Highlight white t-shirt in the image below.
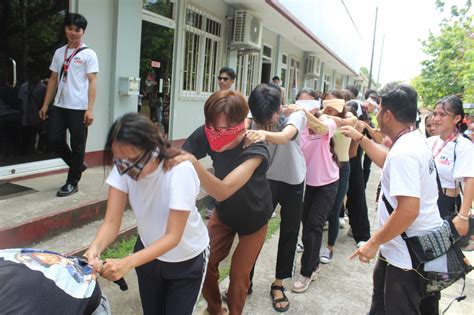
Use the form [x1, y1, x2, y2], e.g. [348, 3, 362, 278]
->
[426, 135, 474, 189]
[50, 44, 99, 110]
[106, 161, 209, 262]
[378, 131, 443, 269]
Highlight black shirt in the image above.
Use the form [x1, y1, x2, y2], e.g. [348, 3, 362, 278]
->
[183, 125, 273, 234]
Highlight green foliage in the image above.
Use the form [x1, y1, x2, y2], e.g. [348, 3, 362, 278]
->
[101, 236, 137, 260]
[412, 1, 474, 107]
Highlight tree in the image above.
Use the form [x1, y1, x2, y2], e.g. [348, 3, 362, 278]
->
[412, 0, 473, 107]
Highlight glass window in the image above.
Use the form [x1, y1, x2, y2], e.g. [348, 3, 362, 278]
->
[282, 54, 287, 65]
[143, 0, 174, 19]
[183, 7, 222, 93]
[263, 45, 272, 59]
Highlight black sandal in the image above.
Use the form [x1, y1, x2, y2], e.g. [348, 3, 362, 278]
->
[270, 284, 290, 312]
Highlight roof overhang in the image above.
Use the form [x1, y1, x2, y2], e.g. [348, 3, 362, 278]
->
[224, 0, 358, 76]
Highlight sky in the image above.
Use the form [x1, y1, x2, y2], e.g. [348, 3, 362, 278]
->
[346, 0, 470, 85]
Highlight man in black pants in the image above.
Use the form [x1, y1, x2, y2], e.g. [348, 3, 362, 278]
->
[39, 13, 98, 196]
[342, 84, 443, 314]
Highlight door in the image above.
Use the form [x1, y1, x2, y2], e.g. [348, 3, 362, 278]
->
[139, 21, 174, 136]
[0, 0, 69, 175]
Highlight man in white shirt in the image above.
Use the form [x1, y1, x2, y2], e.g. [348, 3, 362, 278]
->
[341, 84, 443, 314]
[39, 13, 98, 197]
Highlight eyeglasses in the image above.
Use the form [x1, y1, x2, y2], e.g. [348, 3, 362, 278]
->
[217, 76, 230, 82]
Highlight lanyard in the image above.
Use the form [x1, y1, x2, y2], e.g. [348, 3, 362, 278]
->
[391, 125, 415, 147]
[62, 42, 82, 82]
[431, 131, 458, 158]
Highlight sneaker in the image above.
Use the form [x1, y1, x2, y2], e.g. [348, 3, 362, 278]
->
[320, 248, 333, 264]
[339, 217, 346, 229]
[357, 241, 367, 248]
[271, 211, 277, 218]
[296, 243, 304, 253]
[291, 267, 320, 293]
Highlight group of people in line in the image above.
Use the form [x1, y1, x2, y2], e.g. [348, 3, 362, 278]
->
[82, 74, 472, 315]
[1, 12, 472, 315]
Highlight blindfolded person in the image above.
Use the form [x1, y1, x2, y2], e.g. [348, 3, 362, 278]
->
[168, 89, 273, 315]
[85, 113, 209, 315]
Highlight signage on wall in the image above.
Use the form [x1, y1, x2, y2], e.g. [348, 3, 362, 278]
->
[151, 61, 161, 68]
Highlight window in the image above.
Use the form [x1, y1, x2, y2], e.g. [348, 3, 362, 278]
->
[143, 0, 174, 19]
[280, 53, 288, 88]
[263, 45, 272, 59]
[182, 6, 222, 96]
[288, 57, 300, 103]
[236, 51, 260, 96]
[335, 75, 343, 89]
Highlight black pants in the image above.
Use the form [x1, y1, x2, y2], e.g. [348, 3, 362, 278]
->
[47, 106, 87, 185]
[369, 255, 425, 315]
[249, 180, 304, 282]
[271, 180, 304, 279]
[346, 156, 371, 243]
[134, 239, 208, 315]
[363, 152, 372, 188]
[300, 181, 338, 277]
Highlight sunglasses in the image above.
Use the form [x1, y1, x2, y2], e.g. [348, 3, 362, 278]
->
[217, 76, 230, 82]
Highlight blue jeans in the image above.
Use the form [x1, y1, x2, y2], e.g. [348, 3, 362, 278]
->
[327, 162, 350, 246]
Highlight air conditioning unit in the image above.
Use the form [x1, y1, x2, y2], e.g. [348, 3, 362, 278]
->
[231, 10, 262, 50]
[304, 54, 321, 78]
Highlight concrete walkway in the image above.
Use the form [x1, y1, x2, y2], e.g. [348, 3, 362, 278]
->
[101, 165, 473, 315]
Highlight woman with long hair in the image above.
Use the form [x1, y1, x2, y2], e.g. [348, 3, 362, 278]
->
[289, 89, 355, 293]
[85, 113, 209, 315]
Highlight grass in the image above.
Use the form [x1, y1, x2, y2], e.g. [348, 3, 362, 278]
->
[99, 214, 282, 283]
[101, 236, 137, 260]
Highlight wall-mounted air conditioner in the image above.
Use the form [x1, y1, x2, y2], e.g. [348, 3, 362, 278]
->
[304, 54, 321, 78]
[230, 10, 262, 50]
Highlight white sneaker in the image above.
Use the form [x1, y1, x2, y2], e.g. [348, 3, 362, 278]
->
[357, 241, 367, 248]
[296, 242, 304, 253]
[271, 211, 277, 218]
[291, 267, 320, 293]
[339, 217, 346, 229]
[320, 248, 333, 264]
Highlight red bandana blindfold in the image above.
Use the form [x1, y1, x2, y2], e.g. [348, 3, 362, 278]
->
[204, 122, 245, 151]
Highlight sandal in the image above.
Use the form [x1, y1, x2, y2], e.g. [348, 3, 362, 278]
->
[270, 284, 290, 312]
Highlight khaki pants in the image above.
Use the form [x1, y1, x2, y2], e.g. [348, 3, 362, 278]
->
[203, 212, 267, 315]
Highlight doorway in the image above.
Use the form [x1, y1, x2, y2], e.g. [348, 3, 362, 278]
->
[0, 0, 68, 171]
[139, 21, 174, 137]
[261, 60, 271, 84]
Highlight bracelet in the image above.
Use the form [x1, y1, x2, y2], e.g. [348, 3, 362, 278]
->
[457, 213, 470, 221]
[357, 134, 365, 142]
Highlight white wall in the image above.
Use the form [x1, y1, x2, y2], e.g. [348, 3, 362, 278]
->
[77, 0, 142, 151]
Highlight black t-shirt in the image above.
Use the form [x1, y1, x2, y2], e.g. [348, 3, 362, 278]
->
[183, 125, 273, 234]
[0, 249, 101, 315]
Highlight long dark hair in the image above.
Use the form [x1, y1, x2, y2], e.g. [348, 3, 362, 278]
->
[436, 95, 467, 133]
[103, 113, 180, 166]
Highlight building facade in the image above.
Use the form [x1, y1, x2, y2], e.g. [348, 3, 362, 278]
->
[0, 0, 365, 179]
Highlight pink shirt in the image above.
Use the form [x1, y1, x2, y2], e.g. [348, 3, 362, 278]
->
[300, 118, 339, 186]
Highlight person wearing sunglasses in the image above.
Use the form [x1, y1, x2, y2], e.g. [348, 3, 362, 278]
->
[217, 67, 236, 91]
[169, 89, 273, 315]
[85, 113, 209, 315]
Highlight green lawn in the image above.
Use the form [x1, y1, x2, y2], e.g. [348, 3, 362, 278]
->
[101, 215, 282, 283]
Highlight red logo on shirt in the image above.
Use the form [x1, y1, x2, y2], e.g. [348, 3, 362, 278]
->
[73, 56, 83, 64]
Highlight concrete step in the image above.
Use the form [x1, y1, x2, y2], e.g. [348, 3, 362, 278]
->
[0, 165, 211, 249]
[31, 210, 137, 256]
